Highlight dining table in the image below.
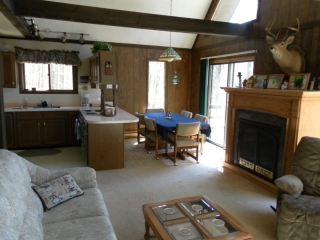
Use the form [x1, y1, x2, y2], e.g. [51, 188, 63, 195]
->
[144, 112, 211, 140]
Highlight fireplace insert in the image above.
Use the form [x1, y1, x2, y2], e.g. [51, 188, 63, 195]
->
[235, 118, 281, 182]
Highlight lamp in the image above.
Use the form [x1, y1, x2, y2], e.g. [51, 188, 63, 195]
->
[37, 30, 45, 41]
[25, 18, 38, 37]
[61, 32, 67, 43]
[172, 71, 179, 85]
[159, 0, 181, 62]
[79, 34, 85, 45]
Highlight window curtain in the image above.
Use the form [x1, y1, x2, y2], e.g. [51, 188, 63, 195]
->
[14, 47, 82, 66]
[199, 59, 209, 115]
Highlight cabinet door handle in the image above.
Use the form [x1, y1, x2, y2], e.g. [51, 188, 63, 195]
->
[12, 82, 14, 85]
[44, 122, 46, 126]
[38, 122, 40, 126]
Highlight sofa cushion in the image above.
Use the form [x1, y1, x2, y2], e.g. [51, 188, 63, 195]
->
[0, 150, 33, 240]
[42, 187, 109, 225]
[32, 174, 84, 211]
[43, 216, 117, 240]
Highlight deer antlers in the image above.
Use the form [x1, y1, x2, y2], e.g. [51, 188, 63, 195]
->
[265, 18, 300, 41]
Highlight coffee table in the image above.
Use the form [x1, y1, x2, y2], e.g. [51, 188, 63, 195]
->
[142, 195, 252, 240]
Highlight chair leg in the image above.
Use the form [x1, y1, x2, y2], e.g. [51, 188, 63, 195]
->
[196, 146, 199, 164]
[174, 146, 177, 166]
[155, 139, 159, 160]
[200, 135, 204, 155]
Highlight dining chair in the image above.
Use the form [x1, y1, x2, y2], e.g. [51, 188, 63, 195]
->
[134, 112, 146, 144]
[145, 108, 165, 113]
[144, 116, 165, 159]
[180, 110, 193, 118]
[193, 114, 208, 154]
[166, 122, 200, 166]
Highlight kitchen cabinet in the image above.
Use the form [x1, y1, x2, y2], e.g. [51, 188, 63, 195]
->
[0, 52, 16, 88]
[5, 113, 15, 148]
[6, 111, 80, 149]
[89, 51, 117, 85]
[42, 112, 67, 146]
[16, 112, 42, 147]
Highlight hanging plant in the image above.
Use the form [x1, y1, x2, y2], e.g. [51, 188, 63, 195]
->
[91, 42, 112, 54]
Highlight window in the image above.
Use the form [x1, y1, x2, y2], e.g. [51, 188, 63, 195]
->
[147, 61, 166, 109]
[207, 58, 254, 148]
[19, 63, 78, 93]
[212, 0, 258, 23]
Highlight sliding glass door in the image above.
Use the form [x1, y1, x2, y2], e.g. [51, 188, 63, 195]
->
[207, 61, 253, 148]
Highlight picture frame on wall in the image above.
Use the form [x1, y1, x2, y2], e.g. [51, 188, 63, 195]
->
[252, 75, 268, 88]
[288, 73, 311, 90]
[267, 74, 284, 89]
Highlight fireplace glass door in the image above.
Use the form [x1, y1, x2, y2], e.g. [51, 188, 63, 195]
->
[237, 119, 280, 182]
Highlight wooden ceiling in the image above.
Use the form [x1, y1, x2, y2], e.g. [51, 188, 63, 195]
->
[0, 0, 253, 48]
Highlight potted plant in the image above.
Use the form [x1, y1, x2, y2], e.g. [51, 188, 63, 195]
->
[91, 42, 112, 54]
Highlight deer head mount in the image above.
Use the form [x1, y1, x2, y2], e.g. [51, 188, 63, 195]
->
[265, 18, 305, 76]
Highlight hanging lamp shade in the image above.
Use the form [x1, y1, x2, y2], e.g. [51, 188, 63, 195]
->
[159, 47, 181, 62]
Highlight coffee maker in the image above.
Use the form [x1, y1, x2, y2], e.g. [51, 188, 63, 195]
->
[81, 93, 90, 106]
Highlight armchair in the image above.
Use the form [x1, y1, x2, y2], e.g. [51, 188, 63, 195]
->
[274, 136, 320, 240]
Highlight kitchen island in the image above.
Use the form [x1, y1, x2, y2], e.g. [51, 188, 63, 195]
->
[5, 106, 138, 170]
[79, 106, 138, 170]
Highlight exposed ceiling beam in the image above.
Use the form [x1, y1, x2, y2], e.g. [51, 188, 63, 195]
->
[12, 0, 252, 37]
[0, 0, 29, 37]
[192, 0, 221, 49]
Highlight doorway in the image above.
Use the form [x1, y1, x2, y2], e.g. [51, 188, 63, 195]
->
[207, 61, 254, 148]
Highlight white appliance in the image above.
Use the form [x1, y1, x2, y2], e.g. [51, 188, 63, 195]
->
[81, 93, 90, 106]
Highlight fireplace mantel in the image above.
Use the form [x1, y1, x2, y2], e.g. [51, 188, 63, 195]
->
[222, 87, 320, 193]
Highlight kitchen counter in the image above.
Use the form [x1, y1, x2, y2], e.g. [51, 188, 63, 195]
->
[5, 106, 138, 124]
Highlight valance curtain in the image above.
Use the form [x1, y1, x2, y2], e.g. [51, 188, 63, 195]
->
[14, 47, 82, 66]
[199, 59, 209, 116]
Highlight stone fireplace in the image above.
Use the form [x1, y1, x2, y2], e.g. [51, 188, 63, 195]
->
[222, 87, 320, 193]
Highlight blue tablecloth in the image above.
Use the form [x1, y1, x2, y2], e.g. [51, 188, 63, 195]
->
[144, 112, 211, 140]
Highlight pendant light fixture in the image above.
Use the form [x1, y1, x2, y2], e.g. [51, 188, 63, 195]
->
[159, 0, 182, 62]
[172, 71, 179, 84]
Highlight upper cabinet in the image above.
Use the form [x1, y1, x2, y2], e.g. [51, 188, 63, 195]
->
[90, 51, 117, 85]
[0, 52, 16, 88]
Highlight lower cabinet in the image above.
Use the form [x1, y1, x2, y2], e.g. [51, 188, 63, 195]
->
[5, 113, 15, 148]
[6, 111, 81, 149]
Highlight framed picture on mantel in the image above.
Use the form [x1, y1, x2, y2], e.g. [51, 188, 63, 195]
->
[267, 74, 284, 89]
[253, 75, 268, 88]
[288, 73, 311, 90]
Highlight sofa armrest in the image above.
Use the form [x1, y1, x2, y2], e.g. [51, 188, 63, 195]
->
[49, 167, 97, 189]
[22, 158, 97, 189]
[274, 174, 303, 198]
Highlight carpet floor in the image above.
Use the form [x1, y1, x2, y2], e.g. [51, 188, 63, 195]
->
[17, 139, 277, 240]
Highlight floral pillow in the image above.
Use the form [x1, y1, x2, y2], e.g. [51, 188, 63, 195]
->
[32, 174, 84, 211]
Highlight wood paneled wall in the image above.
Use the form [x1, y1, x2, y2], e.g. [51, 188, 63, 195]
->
[104, 46, 192, 131]
[190, 0, 320, 114]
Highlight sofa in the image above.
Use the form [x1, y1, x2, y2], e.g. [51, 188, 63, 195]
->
[274, 136, 320, 240]
[0, 149, 117, 240]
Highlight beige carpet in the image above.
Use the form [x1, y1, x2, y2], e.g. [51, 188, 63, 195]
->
[18, 139, 277, 240]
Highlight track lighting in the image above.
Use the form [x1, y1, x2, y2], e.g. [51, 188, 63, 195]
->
[79, 34, 85, 45]
[61, 32, 67, 44]
[37, 30, 45, 42]
[25, 18, 38, 37]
